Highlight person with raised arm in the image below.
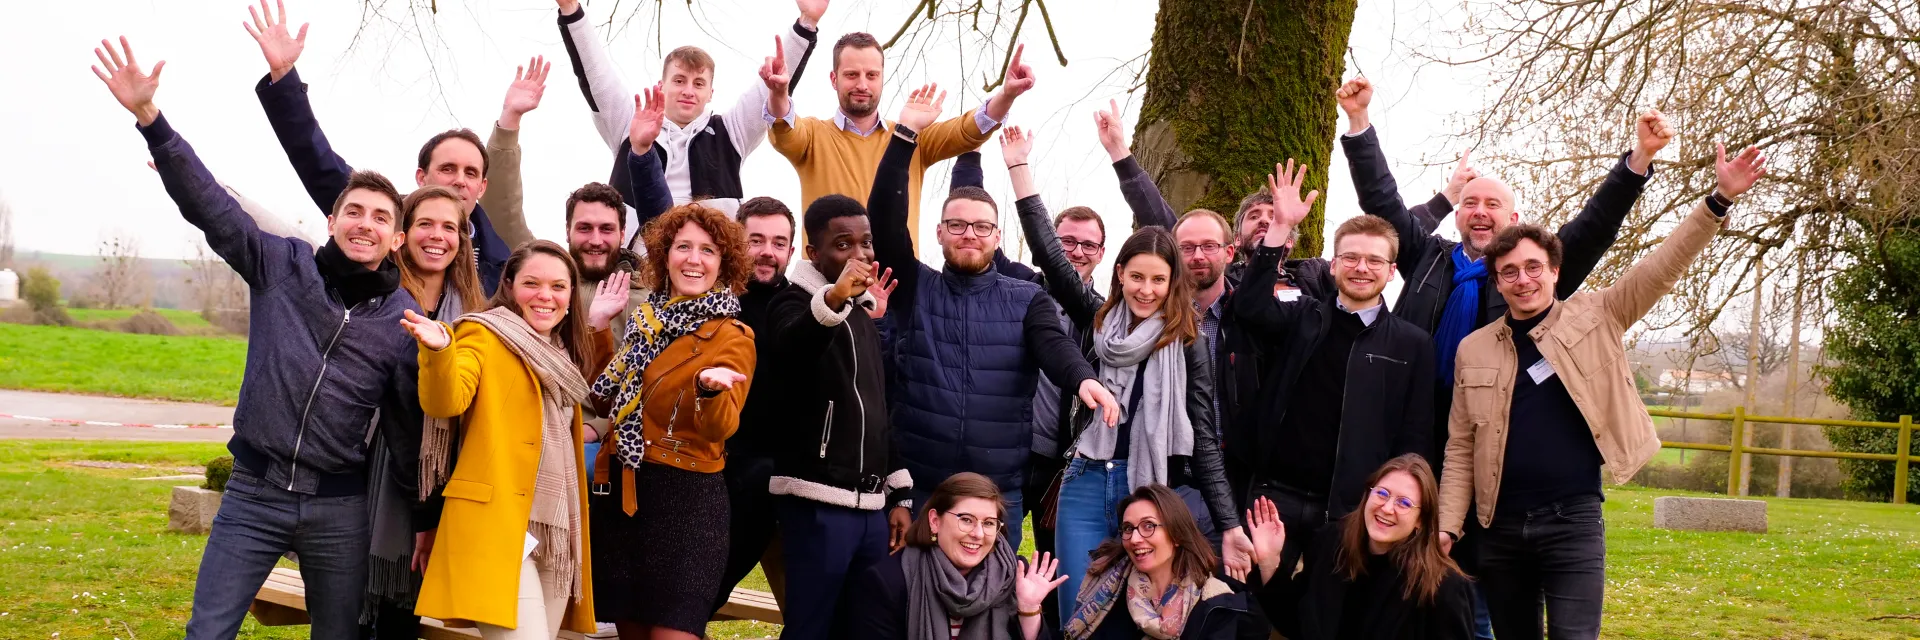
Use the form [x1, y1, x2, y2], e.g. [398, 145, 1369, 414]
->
[93, 36, 424, 640]
[245, 0, 511, 272]
[1437, 145, 1767, 640]
[1062, 485, 1270, 640]
[868, 85, 1121, 553]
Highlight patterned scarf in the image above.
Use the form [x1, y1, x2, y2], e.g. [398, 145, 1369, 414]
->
[1064, 558, 1229, 640]
[590, 290, 741, 469]
[1436, 245, 1488, 384]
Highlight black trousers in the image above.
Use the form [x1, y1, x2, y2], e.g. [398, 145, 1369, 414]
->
[1025, 453, 1065, 632]
[712, 452, 785, 616]
[1477, 496, 1606, 640]
[1248, 481, 1328, 580]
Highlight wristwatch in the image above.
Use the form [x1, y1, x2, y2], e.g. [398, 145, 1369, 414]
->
[893, 124, 919, 144]
[1708, 191, 1735, 209]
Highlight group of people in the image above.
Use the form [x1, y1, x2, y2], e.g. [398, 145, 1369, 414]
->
[87, 1, 1770, 639]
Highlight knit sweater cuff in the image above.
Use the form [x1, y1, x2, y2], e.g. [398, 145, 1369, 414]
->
[137, 112, 177, 148]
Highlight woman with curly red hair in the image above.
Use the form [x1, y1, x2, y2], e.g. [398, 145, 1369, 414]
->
[584, 203, 757, 640]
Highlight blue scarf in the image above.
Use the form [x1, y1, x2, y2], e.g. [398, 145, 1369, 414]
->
[1436, 245, 1487, 385]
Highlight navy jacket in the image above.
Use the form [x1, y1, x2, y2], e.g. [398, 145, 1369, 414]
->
[142, 114, 423, 496]
[870, 132, 1096, 497]
[256, 68, 506, 293]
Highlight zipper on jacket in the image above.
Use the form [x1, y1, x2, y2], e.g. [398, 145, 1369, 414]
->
[849, 323, 867, 476]
[288, 302, 357, 490]
[1365, 353, 1408, 365]
[819, 400, 836, 458]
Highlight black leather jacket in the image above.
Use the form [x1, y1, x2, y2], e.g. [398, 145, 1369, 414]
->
[1015, 194, 1242, 533]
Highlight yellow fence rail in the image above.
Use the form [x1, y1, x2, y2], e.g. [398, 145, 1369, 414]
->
[1650, 407, 1914, 504]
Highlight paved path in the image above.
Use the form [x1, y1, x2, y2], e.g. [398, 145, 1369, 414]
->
[0, 389, 233, 442]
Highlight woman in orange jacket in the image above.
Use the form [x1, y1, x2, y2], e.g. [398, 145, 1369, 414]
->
[585, 203, 757, 640]
[401, 240, 625, 639]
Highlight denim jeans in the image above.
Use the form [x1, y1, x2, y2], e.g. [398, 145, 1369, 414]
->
[1478, 496, 1607, 640]
[1054, 457, 1129, 616]
[185, 471, 370, 640]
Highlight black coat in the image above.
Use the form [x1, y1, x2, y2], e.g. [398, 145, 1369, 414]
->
[1258, 527, 1474, 640]
[1068, 588, 1272, 640]
[1228, 245, 1436, 520]
[841, 551, 1023, 640]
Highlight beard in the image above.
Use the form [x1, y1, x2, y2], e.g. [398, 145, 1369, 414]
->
[573, 247, 617, 284]
[1189, 262, 1221, 289]
[840, 92, 877, 119]
[752, 255, 784, 284]
[942, 245, 992, 274]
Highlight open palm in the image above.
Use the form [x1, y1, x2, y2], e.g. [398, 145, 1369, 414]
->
[243, 0, 308, 81]
[91, 37, 163, 125]
[630, 85, 667, 152]
[897, 83, 946, 132]
[503, 56, 551, 118]
[1715, 143, 1768, 200]
[1014, 552, 1068, 611]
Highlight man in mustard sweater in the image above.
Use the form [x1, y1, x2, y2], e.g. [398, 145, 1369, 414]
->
[761, 33, 1036, 245]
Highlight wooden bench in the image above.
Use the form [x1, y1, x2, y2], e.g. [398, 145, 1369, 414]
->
[251, 567, 783, 638]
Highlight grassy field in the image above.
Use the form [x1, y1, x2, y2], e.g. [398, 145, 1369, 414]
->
[3, 440, 1917, 639]
[64, 307, 218, 331]
[0, 322, 246, 405]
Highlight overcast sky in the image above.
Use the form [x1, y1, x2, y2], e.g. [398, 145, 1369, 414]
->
[0, 0, 1478, 296]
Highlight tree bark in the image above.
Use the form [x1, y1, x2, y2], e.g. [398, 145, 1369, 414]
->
[1739, 254, 1765, 496]
[1779, 248, 1805, 498]
[1132, 0, 1358, 259]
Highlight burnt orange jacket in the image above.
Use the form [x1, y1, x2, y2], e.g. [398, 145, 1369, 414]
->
[590, 317, 756, 514]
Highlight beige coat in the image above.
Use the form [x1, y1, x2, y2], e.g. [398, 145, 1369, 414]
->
[1439, 200, 1725, 536]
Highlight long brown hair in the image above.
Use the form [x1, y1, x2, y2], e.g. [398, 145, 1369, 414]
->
[1086, 484, 1215, 586]
[639, 203, 752, 295]
[396, 186, 486, 312]
[905, 472, 1006, 549]
[1336, 454, 1467, 606]
[1093, 227, 1197, 351]
[488, 240, 594, 379]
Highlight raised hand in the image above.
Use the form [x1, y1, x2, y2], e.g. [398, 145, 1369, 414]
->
[587, 271, 632, 332]
[1078, 379, 1122, 427]
[1001, 44, 1036, 98]
[1094, 99, 1130, 162]
[1263, 159, 1319, 247]
[1714, 143, 1768, 201]
[92, 37, 164, 126]
[1629, 109, 1676, 173]
[796, 0, 830, 29]
[629, 85, 668, 152]
[760, 36, 790, 93]
[1221, 526, 1255, 583]
[499, 55, 552, 131]
[1000, 126, 1034, 167]
[697, 367, 750, 392]
[1245, 496, 1285, 581]
[1014, 552, 1069, 613]
[243, 0, 308, 83]
[1336, 77, 1373, 132]
[866, 266, 897, 319]
[1444, 150, 1478, 205]
[897, 83, 947, 133]
[400, 309, 451, 351]
[826, 258, 874, 311]
[556, 0, 581, 16]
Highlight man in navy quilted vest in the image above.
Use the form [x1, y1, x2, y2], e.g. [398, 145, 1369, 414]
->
[868, 85, 1121, 552]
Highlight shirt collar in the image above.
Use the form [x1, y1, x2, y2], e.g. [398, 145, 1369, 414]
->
[833, 110, 885, 136]
[1338, 299, 1384, 326]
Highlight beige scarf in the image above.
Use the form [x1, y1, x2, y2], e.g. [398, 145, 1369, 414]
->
[420, 306, 591, 602]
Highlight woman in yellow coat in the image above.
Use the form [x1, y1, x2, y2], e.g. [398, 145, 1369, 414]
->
[401, 240, 624, 639]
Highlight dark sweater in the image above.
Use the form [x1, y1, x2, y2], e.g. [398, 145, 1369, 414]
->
[1273, 309, 1368, 497]
[1498, 307, 1604, 512]
[1261, 527, 1475, 640]
[731, 275, 793, 455]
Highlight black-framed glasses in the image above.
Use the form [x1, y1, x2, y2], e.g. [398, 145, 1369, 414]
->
[1061, 236, 1104, 255]
[1179, 242, 1225, 257]
[1369, 486, 1420, 512]
[1118, 520, 1162, 540]
[941, 220, 999, 237]
[944, 511, 1005, 535]
[1497, 261, 1548, 283]
[1335, 253, 1390, 270]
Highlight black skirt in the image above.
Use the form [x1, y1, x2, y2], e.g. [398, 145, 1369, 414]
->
[589, 460, 730, 633]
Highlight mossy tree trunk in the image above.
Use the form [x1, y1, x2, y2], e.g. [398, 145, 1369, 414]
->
[1132, 0, 1358, 258]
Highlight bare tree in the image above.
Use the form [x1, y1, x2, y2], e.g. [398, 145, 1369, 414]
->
[0, 192, 13, 269]
[182, 240, 247, 315]
[93, 231, 149, 309]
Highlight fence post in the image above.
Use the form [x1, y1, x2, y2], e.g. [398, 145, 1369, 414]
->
[1896, 415, 1912, 506]
[1728, 406, 1747, 496]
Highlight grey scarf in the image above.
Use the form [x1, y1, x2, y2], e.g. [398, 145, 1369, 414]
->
[902, 541, 1017, 640]
[1075, 305, 1191, 490]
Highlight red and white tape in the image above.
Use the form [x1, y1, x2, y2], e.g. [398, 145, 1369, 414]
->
[0, 413, 231, 429]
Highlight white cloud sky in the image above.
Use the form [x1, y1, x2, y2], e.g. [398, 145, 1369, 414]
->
[0, 0, 1481, 304]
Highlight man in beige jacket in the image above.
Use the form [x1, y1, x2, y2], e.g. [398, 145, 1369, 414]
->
[1437, 144, 1768, 640]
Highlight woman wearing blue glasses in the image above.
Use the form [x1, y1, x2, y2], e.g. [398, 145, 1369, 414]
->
[1249, 454, 1475, 640]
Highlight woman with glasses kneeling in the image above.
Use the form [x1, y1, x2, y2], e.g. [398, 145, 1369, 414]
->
[1063, 485, 1268, 640]
[1248, 454, 1473, 640]
[844, 472, 1069, 640]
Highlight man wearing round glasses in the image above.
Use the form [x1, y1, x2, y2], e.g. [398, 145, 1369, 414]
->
[1229, 158, 1438, 581]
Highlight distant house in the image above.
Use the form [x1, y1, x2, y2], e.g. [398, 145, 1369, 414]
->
[1658, 369, 1743, 391]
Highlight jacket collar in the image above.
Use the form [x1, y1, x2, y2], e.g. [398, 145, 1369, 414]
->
[789, 260, 878, 305]
[941, 261, 1000, 291]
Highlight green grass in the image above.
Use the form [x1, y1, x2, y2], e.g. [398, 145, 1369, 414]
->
[0, 323, 246, 405]
[65, 307, 217, 331]
[4, 441, 1917, 639]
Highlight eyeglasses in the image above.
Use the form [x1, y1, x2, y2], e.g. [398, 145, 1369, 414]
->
[1335, 253, 1390, 270]
[1369, 486, 1420, 512]
[1496, 261, 1548, 283]
[944, 511, 1004, 536]
[1179, 242, 1226, 257]
[1118, 520, 1162, 541]
[1060, 236, 1104, 255]
[941, 220, 999, 237]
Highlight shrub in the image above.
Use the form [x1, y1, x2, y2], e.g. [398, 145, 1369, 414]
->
[204, 308, 250, 335]
[203, 456, 233, 492]
[121, 310, 181, 336]
[21, 267, 70, 326]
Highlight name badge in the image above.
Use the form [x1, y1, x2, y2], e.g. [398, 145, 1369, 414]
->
[523, 532, 539, 560]
[1527, 358, 1556, 385]
[1276, 289, 1301, 302]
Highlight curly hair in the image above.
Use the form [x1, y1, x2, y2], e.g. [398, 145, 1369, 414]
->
[639, 203, 752, 294]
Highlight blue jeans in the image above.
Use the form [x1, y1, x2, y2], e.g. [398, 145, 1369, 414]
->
[185, 471, 369, 640]
[775, 497, 891, 640]
[910, 485, 1025, 552]
[583, 441, 601, 481]
[1054, 457, 1130, 616]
